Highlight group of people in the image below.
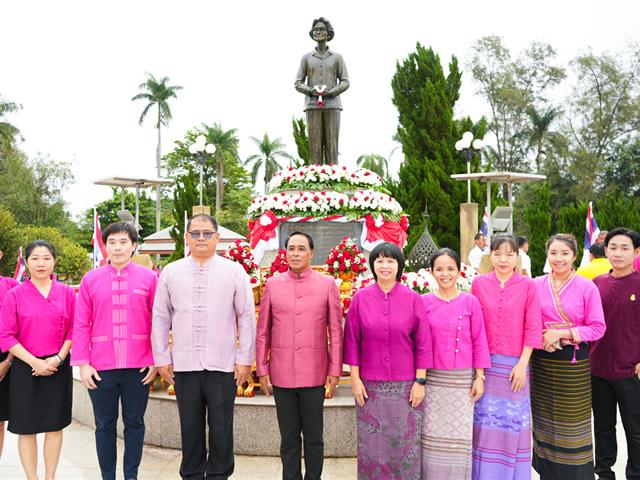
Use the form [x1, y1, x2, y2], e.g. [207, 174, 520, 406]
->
[0, 216, 638, 480]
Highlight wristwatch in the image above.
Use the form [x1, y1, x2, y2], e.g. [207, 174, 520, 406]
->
[55, 354, 63, 366]
[414, 377, 427, 385]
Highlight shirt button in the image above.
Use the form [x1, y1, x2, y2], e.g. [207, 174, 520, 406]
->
[295, 347, 301, 351]
[458, 326, 462, 330]
[295, 329, 301, 333]
[459, 315, 462, 319]
[383, 311, 388, 315]
[384, 357, 389, 362]
[384, 341, 388, 346]
[296, 312, 302, 316]
[455, 349, 459, 353]
[456, 338, 460, 342]
[383, 326, 388, 331]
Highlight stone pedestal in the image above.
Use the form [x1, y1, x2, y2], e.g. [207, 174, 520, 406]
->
[192, 205, 211, 216]
[460, 203, 478, 264]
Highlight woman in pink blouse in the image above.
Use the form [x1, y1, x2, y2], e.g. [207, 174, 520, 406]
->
[470, 234, 542, 480]
[0, 240, 75, 480]
[344, 242, 432, 480]
[531, 234, 605, 479]
[421, 248, 491, 479]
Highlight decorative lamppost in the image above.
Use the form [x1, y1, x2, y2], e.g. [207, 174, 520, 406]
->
[188, 135, 216, 206]
[455, 132, 484, 203]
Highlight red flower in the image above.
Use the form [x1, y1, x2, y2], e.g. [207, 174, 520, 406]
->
[250, 277, 258, 284]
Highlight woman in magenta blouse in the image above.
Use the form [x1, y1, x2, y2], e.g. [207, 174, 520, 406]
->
[421, 248, 491, 479]
[0, 240, 75, 480]
[470, 234, 542, 480]
[531, 234, 605, 479]
[344, 242, 432, 480]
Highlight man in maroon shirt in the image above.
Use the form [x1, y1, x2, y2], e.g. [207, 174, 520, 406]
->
[591, 227, 640, 480]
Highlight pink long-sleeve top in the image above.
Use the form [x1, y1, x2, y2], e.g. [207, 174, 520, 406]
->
[421, 292, 491, 370]
[256, 268, 343, 388]
[71, 263, 158, 370]
[0, 277, 18, 309]
[534, 273, 606, 343]
[0, 278, 75, 356]
[471, 271, 542, 357]
[343, 282, 432, 382]
[152, 255, 256, 372]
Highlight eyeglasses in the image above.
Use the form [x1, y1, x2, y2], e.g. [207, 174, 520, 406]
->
[188, 230, 217, 240]
[313, 27, 327, 32]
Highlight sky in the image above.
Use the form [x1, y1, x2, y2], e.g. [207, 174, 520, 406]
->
[2, 0, 639, 219]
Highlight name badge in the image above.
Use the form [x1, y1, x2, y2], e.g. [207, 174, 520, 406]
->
[631, 294, 636, 302]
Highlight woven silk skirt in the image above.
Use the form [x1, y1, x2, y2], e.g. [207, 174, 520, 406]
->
[421, 368, 474, 479]
[531, 343, 594, 479]
[0, 351, 10, 421]
[356, 380, 422, 480]
[472, 354, 532, 480]
[8, 355, 72, 434]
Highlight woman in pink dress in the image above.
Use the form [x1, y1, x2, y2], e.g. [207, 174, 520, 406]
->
[0, 240, 75, 480]
[531, 234, 606, 479]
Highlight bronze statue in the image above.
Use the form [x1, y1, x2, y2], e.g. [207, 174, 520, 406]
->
[295, 17, 349, 165]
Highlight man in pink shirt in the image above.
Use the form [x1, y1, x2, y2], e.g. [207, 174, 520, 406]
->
[152, 214, 255, 480]
[71, 222, 158, 480]
[256, 231, 343, 480]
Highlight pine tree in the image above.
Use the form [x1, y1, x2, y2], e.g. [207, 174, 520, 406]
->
[390, 43, 481, 252]
[524, 184, 551, 276]
[169, 171, 205, 262]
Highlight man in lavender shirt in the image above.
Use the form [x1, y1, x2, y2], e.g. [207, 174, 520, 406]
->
[152, 214, 256, 480]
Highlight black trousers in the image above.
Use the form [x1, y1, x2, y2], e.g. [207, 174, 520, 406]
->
[174, 371, 236, 480]
[592, 374, 640, 480]
[273, 385, 325, 480]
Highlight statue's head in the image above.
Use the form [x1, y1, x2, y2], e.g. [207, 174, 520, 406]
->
[309, 17, 334, 42]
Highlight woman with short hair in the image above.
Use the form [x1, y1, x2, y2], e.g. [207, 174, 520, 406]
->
[344, 242, 432, 480]
[0, 240, 75, 480]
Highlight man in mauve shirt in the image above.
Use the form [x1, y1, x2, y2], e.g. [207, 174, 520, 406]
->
[591, 227, 640, 480]
[72, 221, 158, 480]
[256, 231, 343, 480]
[152, 214, 255, 480]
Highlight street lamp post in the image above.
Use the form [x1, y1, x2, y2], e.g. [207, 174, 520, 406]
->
[188, 135, 216, 206]
[455, 132, 484, 203]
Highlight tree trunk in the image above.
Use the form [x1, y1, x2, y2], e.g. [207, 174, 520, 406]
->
[215, 154, 224, 218]
[155, 113, 162, 233]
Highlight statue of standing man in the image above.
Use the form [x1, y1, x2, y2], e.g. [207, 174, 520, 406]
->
[295, 17, 349, 165]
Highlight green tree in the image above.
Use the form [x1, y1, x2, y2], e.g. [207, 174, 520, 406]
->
[600, 137, 640, 197]
[557, 201, 588, 256]
[526, 106, 565, 173]
[389, 43, 479, 251]
[291, 117, 309, 166]
[245, 133, 293, 193]
[0, 208, 20, 276]
[594, 195, 640, 233]
[356, 153, 388, 178]
[0, 96, 22, 153]
[524, 184, 551, 275]
[202, 123, 241, 216]
[169, 171, 205, 262]
[468, 37, 566, 175]
[132, 73, 183, 232]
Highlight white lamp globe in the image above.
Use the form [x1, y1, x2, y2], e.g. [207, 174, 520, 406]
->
[455, 140, 463, 151]
[188, 144, 199, 155]
[462, 131, 473, 142]
[461, 139, 471, 149]
[472, 139, 484, 149]
[195, 135, 206, 147]
[205, 144, 217, 155]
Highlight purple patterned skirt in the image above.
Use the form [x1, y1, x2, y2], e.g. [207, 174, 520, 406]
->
[472, 354, 532, 480]
[356, 380, 422, 480]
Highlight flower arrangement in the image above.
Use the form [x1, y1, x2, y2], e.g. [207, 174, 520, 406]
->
[269, 165, 382, 193]
[264, 248, 289, 280]
[224, 240, 260, 285]
[247, 190, 403, 220]
[324, 237, 368, 277]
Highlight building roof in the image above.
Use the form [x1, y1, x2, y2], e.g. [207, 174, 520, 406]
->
[450, 171, 546, 184]
[94, 176, 174, 188]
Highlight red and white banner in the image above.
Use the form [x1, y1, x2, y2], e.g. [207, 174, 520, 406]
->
[248, 211, 409, 264]
[13, 247, 27, 282]
[92, 209, 108, 269]
[184, 210, 191, 257]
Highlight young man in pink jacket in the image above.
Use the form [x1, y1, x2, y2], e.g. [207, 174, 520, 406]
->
[71, 222, 158, 480]
[256, 231, 343, 480]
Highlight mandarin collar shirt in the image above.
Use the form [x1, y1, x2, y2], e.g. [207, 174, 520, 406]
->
[591, 271, 640, 379]
[256, 267, 343, 388]
[471, 271, 542, 357]
[295, 47, 349, 111]
[421, 292, 491, 370]
[71, 262, 158, 370]
[151, 255, 256, 372]
[343, 282, 432, 382]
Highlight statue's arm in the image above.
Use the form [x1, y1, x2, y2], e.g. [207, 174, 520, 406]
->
[294, 54, 314, 95]
[327, 54, 350, 97]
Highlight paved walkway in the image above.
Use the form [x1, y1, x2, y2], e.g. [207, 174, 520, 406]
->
[0, 418, 629, 479]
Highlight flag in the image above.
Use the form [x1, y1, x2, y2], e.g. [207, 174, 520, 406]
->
[480, 207, 490, 236]
[92, 208, 108, 268]
[184, 210, 190, 257]
[13, 247, 27, 282]
[580, 201, 600, 267]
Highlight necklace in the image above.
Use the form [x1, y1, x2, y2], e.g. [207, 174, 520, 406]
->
[550, 271, 575, 293]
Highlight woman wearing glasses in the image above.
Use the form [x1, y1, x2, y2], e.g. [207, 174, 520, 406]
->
[470, 234, 542, 480]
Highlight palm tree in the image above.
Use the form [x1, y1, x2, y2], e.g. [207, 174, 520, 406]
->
[0, 97, 22, 153]
[132, 74, 182, 231]
[202, 123, 240, 216]
[527, 106, 564, 172]
[356, 153, 388, 178]
[245, 134, 293, 193]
